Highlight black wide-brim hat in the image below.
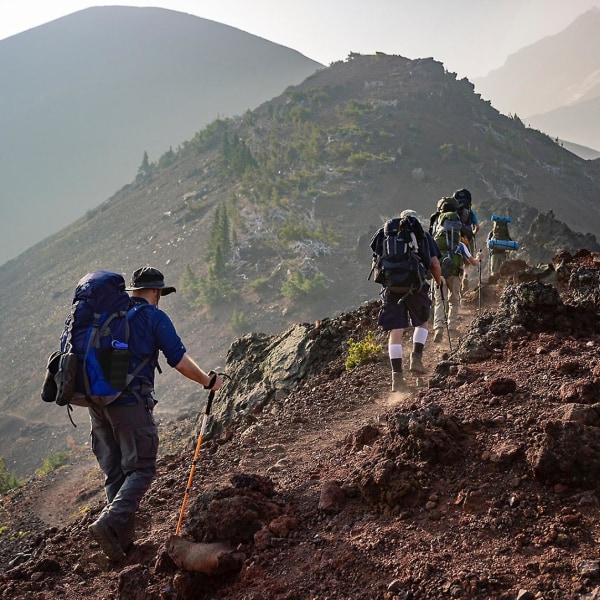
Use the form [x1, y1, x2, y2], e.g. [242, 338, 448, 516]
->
[126, 266, 176, 296]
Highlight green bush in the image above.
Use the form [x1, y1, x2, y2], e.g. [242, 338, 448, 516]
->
[0, 458, 20, 493]
[345, 332, 382, 370]
[281, 271, 326, 302]
[231, 310, 252, 335]
[36, 450, 70, 477]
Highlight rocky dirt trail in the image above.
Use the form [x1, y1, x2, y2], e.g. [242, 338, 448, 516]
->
[3, 252, 600, 599]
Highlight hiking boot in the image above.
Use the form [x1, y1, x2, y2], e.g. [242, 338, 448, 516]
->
[119, 515, 136, 553]
[391, 372, 405, 392]
[89, 519, 126, 561]
[409, 352, 428, 375]
[433, 330, 444, 343]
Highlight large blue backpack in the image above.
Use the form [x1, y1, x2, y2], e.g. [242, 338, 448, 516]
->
[56, 271, 148, 407]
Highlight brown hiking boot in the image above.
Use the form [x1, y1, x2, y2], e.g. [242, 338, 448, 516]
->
[391, 372, 405, 392]
[89, 519, 126, 561]
[433, 329, 444, 343]
[409, 352, 427, 375]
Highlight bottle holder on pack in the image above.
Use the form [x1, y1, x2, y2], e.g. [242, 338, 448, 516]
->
[97, 345, 131, 390]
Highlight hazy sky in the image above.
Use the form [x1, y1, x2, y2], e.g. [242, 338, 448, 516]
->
[1, 0, 598, 78]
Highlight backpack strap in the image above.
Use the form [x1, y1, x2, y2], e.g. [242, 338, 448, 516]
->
[123, 303, 160, 391]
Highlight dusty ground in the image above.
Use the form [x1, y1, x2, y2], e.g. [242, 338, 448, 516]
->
[2, 252, 600, 599]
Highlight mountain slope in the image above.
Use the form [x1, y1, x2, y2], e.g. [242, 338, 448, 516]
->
[1, 53, 599, 479]
[0, 6, 322, 265]
[473, 8, 600, 151]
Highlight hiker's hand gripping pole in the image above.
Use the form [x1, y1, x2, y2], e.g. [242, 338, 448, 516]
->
[175, 372, 228, 535]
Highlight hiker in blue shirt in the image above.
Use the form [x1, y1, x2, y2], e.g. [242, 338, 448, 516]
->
[88, 266, 224, 562]
[453, 188, 481, 292]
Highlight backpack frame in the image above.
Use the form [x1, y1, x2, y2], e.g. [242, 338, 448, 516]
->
[433, 211, 464, 278]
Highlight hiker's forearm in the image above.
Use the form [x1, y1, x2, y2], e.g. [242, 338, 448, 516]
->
[175, 354, 213, 387]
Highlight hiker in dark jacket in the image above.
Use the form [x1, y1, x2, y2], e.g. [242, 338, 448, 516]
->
[372, 210, 443, 392]
[88, 266, 223, 561]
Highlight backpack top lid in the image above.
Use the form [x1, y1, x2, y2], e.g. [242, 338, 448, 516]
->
[453, 188, 472, 208]
[433, 210, 463, 253]
[383, 213, 424, 239]
[73, 271, 130, 313]
[436, 196, 459, 213]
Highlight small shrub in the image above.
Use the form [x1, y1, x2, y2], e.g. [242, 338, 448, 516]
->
[36, 451, 70, 477]
[345, 332, 382, 370]
[249, 277, 271, 293]
[281, 271, 326, 302]
[0, 458, 20, 493]
[231, 310, 252, 335]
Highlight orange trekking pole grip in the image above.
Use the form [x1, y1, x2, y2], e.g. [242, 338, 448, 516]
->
[175, 373, 224, 535]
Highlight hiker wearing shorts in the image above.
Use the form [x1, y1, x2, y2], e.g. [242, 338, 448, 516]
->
[88, 266, 224, 562]
[372, 210, 443, 392]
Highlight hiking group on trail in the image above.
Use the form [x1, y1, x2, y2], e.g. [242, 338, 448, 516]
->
[370, 188, 498, 391]
[42, 267, 224, 562]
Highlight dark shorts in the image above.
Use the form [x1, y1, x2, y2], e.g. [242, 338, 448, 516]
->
[377, 284, 431, 331]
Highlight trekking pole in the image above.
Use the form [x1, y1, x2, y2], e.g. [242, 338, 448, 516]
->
[439, 282, 453, 353]
[477, 242, 482, 311]
[175, 372, 228, 535]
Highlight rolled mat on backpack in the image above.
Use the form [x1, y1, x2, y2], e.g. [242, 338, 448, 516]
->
[487, 239, 519, 251]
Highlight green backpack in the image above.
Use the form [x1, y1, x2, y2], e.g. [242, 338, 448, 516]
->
[433, 211, 464, 277]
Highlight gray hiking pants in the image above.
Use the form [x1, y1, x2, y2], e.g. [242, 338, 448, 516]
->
[89, 396, 158, 530]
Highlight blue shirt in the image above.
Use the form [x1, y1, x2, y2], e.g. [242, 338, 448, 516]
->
[425, 231, 442, 261]
[114, 297, 186, 404]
